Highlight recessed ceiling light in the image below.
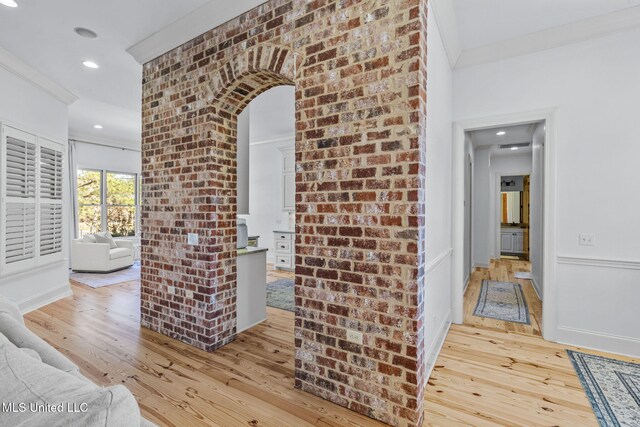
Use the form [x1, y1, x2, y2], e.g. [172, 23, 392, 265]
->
[74, 27, 98, 39]
[93, 125, 103, 129]
[510, 147, 519, 150]
[496, 131, 506, 136]
[0, 0, 18, 8]
[82, 60, 99, 69]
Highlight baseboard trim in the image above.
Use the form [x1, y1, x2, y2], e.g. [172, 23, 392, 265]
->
[557, 255, 640, 270]
[425, 249, 452, 277]
[531, 277, 543, 301]
[556, 325, 640, 358]
[18, 282, 73, 314]
[473, 262, 489, 269]
[424, 309, 452, 382]
[462, 273, 471, 295]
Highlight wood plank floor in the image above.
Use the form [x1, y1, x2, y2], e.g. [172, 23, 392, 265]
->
[26, 280, 386, 427]
[24, 259, 637, 426]
[266, 263, 294, 283]
[424, 324, 638, 426]
[463, 259, 542, 336]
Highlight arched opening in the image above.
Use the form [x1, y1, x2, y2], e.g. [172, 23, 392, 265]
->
[140, 1, 428, 422]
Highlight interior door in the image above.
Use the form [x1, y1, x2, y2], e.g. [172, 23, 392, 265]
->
[522, 176, 530, 260]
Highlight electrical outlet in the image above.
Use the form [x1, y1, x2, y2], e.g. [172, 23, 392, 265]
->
[187, 233, 199, 245]
[346, 330, 363, 345]
[579, 233, 595, 246]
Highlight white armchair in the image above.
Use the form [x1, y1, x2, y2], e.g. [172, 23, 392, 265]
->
[71, 238, 134, 273]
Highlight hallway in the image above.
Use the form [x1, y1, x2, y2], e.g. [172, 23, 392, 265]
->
[425, 258, 638, 426]
[463, 259, 542, 336]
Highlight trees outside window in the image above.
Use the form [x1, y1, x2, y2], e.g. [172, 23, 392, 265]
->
[77, 169, 138, 237]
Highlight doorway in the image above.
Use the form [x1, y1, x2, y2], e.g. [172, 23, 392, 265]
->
[451, 109, 558, 341]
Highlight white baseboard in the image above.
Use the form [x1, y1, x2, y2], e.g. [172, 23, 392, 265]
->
[462, 273, 470, 295]
[556, 325, 640, 359]
[18, 282, 73, 314]
[424, 309, 451, 381]
[531, 277, 543, 301]
[473, 262, 489, 269]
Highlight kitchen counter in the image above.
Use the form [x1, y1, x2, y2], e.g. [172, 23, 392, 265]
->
[238, 246, 268, 256]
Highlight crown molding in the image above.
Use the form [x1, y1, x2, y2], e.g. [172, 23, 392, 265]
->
[127, 0, 267, 65]
[429, 0, 461, 68]
[0, 46, 77, 106]
[456, 6, 640, 69]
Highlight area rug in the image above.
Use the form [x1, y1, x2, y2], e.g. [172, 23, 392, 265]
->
[473, 280, 530, 324]
[514, 271, 533, 280]
[567, 350, 640, 426]
[70, 264, 140, 288]
[266, 279, 294, 312]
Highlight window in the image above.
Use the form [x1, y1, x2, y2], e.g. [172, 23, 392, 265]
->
[77, 169, 138, 237]
[1, 125, 64, 274]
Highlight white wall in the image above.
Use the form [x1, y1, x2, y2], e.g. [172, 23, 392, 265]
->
[423, 7, 453, 375]
[454, 28, 640, 356]
[463, 135, 473, 284]
[530, 123, 545, 298]
[239, 139, 293, 262]
[0, 67, 71, 312]
[471, 147, 491, 267]
[237, 107, 250, 215]
[75, 142, 141, 174]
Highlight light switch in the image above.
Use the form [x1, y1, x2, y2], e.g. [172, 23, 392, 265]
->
[187, 233, 199, 245]
[579, 233, 595, 246]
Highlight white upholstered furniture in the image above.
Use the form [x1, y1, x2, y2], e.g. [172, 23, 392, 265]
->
[0, 295, 155, 426]
[71, 236, 134, 272]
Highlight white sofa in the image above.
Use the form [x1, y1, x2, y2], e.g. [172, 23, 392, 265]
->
[71, 237, 134, 273]
[0, 295, 155, 426]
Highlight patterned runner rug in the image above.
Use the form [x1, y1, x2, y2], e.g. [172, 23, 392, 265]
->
[473, 280, 530, 324]
[266, 279, 294, 312]
[568, 350, 640, 426]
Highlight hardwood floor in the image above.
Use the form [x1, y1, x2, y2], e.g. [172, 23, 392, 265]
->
[463, 259, 542, 336]
[26, 280, 386, 427]
[266, 262, 294, 283]
[23, 260, 637, 426]
[424, 324, 637, 426]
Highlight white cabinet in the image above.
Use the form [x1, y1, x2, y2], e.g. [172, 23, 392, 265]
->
[501, 228, 524, 254]
[279, 147, 295, 212]
[273, 230, 294, 271]
[236, 249, 267, 332]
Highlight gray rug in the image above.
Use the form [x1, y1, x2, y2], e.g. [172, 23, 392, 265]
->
[568, 350, 640, 426]
[473, 280, 530, 324]
[70, 264, 140, 288]
[266, 279, 294, 312]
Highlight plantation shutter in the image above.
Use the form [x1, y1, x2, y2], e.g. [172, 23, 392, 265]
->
[1, 127, 38, 272]
[39, 139, 64, 260]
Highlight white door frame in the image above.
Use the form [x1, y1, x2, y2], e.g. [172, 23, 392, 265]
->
[451, 108, 558, 341]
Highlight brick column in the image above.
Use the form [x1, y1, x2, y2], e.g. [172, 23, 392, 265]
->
[140, 1, 427, 425]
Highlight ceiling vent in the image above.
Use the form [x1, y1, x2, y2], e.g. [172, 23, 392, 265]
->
[499, 142, 530, 149]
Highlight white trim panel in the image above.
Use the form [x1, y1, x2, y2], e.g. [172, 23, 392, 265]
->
[18, 282, 72, 314]
[557, 255, 640, 270]
[556, 326, 640, 359]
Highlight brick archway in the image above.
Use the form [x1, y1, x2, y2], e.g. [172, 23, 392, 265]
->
[140, 1, 427, 425]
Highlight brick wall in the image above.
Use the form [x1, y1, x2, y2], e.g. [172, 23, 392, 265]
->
[140, 1, 427, 425]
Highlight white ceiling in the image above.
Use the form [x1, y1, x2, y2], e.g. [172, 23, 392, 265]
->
[249, 86, 295, 144]
[2, 1, 640, 148]
[467, 122, 542, 155]
[0, 0, 209, 148]
[454, 0, 640, 50]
